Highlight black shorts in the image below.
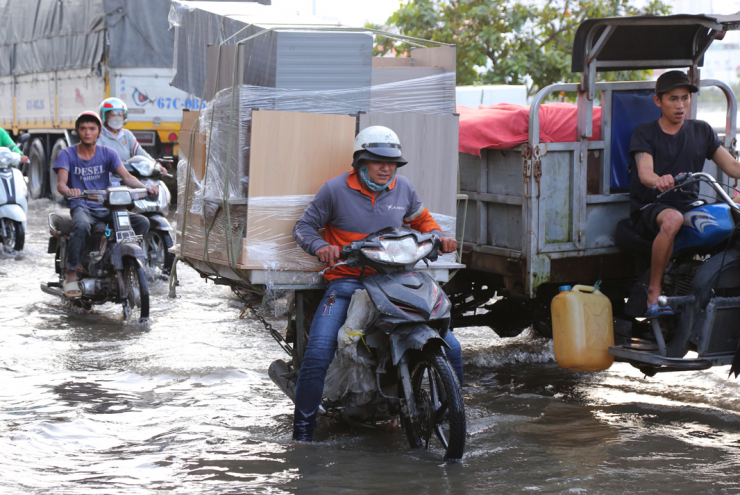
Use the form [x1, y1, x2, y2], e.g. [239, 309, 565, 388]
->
[632, 203, 689, 240]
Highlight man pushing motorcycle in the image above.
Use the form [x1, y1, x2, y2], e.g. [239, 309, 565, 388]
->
[53, 111, 157, 298]
[291, 126, 463, 442]
[630, 70, 740, 317]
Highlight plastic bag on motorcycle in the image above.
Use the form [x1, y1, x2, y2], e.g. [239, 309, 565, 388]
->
[323, 289, 379, 405]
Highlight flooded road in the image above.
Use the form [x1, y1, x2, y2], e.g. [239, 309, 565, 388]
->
[3, 199, 740, 494]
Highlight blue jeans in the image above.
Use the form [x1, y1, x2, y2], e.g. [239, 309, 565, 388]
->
[68, 206, 150, 271]
[293, 278, 464, 441]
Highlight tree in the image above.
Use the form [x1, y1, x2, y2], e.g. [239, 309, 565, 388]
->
[371, 0, 672, 95]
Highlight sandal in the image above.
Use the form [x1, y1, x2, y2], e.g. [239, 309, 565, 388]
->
[645, 302, 673, 318]
[64, 280, 82, 299]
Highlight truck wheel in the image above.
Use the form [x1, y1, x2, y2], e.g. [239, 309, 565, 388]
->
[49, 139, 68, 204]
[27, 138, 47, 199]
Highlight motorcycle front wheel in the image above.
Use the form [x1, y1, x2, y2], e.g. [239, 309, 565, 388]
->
[122, 257, 150, 322]
[403, 347, 466, 461]
[0, 219, 24, 253]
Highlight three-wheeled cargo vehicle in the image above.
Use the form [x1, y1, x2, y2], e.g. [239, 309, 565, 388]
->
[447, 13, 740, 376]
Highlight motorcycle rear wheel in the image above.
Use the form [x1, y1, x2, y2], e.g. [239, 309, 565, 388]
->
[122, 258, 150, 322]
[143, 231, 174, 277]
[403, 347, 466, 461]
[0, 219, 24, 253]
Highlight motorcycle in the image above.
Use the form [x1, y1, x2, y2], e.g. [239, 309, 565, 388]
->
[40, 186, 150, 322]
[268, 227, 466, 460]
[614, 172, 740, 376]
[113, 156, 174, 277]
[0, 147, 27, 254]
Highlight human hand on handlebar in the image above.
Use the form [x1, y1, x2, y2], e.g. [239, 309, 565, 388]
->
[66, 188, 82, 198]
[146, 184, 159, 196]
[20, 155, 28, 164]
[440, 236, 457, 253]
[653, 174, 675, 193]
[316, 245, 341, 266]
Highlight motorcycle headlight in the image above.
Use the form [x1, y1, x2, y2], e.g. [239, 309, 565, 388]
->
[361, 236, 433, 265]
[109, 190, 132, 205]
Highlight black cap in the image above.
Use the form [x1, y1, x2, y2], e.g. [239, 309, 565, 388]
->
[655, 70, 698, 96]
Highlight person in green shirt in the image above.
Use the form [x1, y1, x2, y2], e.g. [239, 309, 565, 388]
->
[0, 128, 28, 164]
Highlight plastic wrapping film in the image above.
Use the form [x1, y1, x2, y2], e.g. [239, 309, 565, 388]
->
[168, 1, 371, 99]
[429, 212, 459, 265]
[176, 159, 246, 268]
[191, 74, 455, 210]
[176, 77, 459, 298]
[0, 0, 175, 76]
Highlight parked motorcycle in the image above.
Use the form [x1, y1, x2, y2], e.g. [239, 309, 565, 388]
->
[40, 186, 150, 322]
[269, 227, 466, 460]
[0, 147, 27, 254]
[614, 172, 740, 375]
[113, 156, 174, 277]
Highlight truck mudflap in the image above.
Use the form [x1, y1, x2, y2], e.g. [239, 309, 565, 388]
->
[389, 324, 450, 365]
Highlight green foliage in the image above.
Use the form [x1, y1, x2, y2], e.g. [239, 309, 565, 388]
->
[371, 0, 672, 95]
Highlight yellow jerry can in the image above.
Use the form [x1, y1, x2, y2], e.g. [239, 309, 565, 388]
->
[551, 285, 615, 371]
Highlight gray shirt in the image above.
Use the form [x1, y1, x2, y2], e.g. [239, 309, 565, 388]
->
[97, 126, 152, 162]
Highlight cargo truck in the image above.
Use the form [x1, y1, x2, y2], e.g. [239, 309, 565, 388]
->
[0, 0, 204, 200]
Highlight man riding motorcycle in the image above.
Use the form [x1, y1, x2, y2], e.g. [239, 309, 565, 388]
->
[291, 126, 463, 442]
[96, 97, 167, 175]
[53, 111, 158, 298]
[630, 70, 740, 317]
[0, 127, 28, 166]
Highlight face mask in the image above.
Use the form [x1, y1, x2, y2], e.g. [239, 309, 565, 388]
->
[107, 116, 124, 130]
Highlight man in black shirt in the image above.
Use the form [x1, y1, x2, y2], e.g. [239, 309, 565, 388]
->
[629, 70, 740, 317]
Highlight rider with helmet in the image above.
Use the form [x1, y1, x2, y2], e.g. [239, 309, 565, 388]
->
[291, 126, 462, 442]
[52, 111, 157, 298]
[97, 97, 167, 174]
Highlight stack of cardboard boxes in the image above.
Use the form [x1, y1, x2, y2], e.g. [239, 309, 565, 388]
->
[170, 1, 459, 274]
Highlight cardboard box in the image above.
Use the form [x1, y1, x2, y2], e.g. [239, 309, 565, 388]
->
[179, 110, 206, 181]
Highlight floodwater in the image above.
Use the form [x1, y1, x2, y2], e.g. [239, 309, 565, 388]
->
[3, 199, 740, 494]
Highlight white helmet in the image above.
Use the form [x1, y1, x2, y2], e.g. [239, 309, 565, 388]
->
[352, 126, 407, 167]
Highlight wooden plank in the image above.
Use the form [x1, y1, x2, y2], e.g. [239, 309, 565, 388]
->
[247, 111, 356, 197]
[372, 57, 412, 68]
[411, 46, 456, 73]
[242, 110, 356, 268]
[179, 110, 206, 181]
[371, 67, 445, 86]
[358, 112, 459, 218]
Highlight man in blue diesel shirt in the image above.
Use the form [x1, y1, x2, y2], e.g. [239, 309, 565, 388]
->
[53, 111, 157, 298]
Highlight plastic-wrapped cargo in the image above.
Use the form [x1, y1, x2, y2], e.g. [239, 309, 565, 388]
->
[170, 2, 461, 291]
[175, 75, 460, 275]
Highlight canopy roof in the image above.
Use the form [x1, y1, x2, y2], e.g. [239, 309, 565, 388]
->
[571, 13, 740, 73]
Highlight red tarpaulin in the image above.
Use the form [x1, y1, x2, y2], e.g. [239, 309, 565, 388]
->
[458, 102, 602, 156]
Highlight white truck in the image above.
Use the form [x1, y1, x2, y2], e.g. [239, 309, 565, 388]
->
[0, 0, 203, 199]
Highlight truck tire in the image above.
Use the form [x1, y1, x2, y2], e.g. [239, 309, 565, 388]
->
[49, 139, 68, 204]
[27, 138, 47, 199]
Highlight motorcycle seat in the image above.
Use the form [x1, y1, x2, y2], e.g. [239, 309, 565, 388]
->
[615, 218, 653, 254]
[49, 212, 107, 236]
